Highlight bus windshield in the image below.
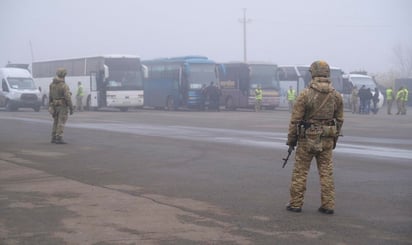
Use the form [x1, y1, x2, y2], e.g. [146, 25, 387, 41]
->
[105, 58, 144, 91]
[330, 69, 343, 92]
[105, 70, 143, 91]
[187, 64, 217, 89]
[7, 77, 37, 90]
[250, 65, 280, 90]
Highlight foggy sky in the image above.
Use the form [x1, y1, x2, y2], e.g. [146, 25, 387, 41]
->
[1, 0, 411, 74]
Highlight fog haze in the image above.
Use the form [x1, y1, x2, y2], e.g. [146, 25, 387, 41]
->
[1, 0, 411, 74]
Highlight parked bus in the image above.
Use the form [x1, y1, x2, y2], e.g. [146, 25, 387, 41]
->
[218, 62, 280, 110]
[278, 65, 350, 108]
[32, 55, 146, 112]
[142, 56, 218, 110]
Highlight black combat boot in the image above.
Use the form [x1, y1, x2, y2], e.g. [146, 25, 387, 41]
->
[54, 136, 67, 144]
[286, 204, 302, 213]
[318, 207, 334, 215]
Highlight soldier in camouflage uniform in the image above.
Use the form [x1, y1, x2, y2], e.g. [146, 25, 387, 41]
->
[286, 60, 344, 214]
[48, 68, 74, 144]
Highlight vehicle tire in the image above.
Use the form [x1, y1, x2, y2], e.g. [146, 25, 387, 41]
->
[42, 95, 48, 107]
[225, 97, 234, 111]
[120, 107, 128, 112]
[86, 96, 91, 111]
[5, 100, 13, 112]
[166, 96, 175, 111]
[33, 105, 41, 112]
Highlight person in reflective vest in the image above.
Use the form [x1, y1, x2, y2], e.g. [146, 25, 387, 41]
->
[287, 86, 296, 113]
[386, 87, 393, 115]
[255, 84, 263, 112]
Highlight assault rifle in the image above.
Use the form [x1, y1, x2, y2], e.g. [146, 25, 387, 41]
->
[282, 120, 310, 168]
[282, 145, 294, 168]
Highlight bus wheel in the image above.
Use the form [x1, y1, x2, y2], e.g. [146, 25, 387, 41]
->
[225, 97, 234, 111]
[86, 96, 91, 111]
[166, 96, 175, 111]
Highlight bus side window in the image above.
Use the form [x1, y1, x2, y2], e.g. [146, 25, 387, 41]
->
[2, 79, 9, 92]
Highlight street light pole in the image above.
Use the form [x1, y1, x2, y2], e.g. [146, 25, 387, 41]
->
[239, 8, 251, 62]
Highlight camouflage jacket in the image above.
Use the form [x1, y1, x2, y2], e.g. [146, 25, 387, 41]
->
[287, 77, 344, 146]
[49, 77, 73, 110]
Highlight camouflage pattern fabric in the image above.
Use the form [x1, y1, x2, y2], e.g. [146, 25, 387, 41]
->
[49, 75, 73, 139]
[286, 61, 344, 210]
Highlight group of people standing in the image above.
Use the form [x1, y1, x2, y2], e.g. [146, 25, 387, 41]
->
[385, 86, 409, 115]
[200, 81, 221, 111]
[350, 85, 380, 114]
[351, 85, 409, 115]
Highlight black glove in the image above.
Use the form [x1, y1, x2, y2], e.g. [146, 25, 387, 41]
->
[288, 145, 295, 152]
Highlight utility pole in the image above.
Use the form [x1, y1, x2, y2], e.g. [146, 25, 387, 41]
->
[239, 8, 251, 62]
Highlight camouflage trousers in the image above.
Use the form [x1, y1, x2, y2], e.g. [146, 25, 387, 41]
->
[289, 137, 335, 209]
[51, 106, 69, 138]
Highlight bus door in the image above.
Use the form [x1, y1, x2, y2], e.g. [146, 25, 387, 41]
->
[89, 72, 99, 108]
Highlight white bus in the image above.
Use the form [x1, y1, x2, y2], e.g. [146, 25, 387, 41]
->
[278, 65, 350, 108]
[32, 55, 147, 111]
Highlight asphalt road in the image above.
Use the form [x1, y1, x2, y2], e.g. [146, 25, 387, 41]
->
[0, 107, 411, 245]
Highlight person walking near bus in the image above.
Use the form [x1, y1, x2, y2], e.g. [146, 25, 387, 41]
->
[287, 86, 296, 113]
[351, 86, 358, 114]
[285, 60, 344, 215]
[206, 81, 221, 112]
[396, 86, 405, 115]
[48, 68, 73, 144]
[76, 81, 84, 111]
[255, 84, 263, 112]
[386, 87, 394, 115]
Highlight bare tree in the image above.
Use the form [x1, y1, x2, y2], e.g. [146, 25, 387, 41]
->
[392, 44, 412, 77]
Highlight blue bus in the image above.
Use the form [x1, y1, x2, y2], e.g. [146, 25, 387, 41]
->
[143, 56, 219, 110]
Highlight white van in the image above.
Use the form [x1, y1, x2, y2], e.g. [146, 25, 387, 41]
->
[0, 67, 41, 111]
[343, 73, 384, 110]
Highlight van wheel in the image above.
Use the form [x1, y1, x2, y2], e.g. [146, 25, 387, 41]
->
[5, 100, 14, 112]
[33, 106, 41, 112]
[42, 95, 48, 107]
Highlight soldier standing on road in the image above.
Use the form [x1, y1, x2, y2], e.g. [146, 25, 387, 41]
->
[286, 60, 344, 215]
[48, 68, 74, 144]
[386, 87, 393, 115]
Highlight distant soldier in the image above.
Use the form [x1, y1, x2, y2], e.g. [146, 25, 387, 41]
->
[255, 84, 263, 112]
[386, 87, 393, 115]
[286, 60, 344, 215]
[48, 68, 74, 144]
[76, 81, 84, 111]
[401, 87, 408, 115]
